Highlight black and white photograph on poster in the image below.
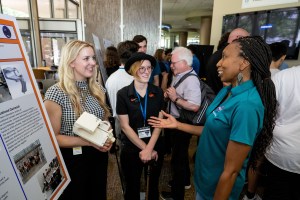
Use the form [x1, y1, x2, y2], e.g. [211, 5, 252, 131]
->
[37, 157, 64, 199]
[0, 62, 34, 99]
[13, 140, 47, 184]
[0, 70, 12, 103]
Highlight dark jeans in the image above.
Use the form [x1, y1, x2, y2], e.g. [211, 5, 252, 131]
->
[171, 129, 191, 200]
[120, 140, 164, 200]
[163, 128, 174, 155]
[59, 147, 108, 200]
[263, 160, 300, 200]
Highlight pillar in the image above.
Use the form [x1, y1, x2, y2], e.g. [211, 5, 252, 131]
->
[169, 33, 176, 49]
[29, 0, 42, 67]
[178, 31, 188, 47]
[200, 16, 212, 45]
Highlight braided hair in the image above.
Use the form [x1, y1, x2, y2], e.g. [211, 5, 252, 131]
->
[234, 36, 277, 168]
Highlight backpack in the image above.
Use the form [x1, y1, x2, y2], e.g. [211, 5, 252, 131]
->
[173, 72, 215, 125]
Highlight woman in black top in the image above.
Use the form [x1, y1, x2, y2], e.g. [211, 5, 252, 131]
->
[116, 52, 164, 200]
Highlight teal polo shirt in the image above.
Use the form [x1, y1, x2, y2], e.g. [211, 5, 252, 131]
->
[194, 80, 264, 200]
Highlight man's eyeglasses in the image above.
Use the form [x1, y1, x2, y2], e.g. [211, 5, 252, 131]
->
[170, 59, 183, 65]
[138, 66, 153, 73]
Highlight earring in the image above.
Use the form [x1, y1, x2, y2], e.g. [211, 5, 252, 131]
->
[237, 72, 243, 85]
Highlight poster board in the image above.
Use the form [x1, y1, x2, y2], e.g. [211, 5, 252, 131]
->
[92, 34, 108, 85]
[103, 38, 113, 49]
[0, 14, 70, 200]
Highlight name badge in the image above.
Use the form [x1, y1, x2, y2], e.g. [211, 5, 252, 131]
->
[73, 146, 82, 155]
[137, 126, 151, 138]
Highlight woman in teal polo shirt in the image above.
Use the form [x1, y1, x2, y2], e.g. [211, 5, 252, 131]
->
[148, 36, 277, 200]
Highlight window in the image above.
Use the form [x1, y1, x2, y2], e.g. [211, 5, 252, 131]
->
[222, 7, 300, 59]
[68, 1, 78, 19]
[53, 0, 66, 18]
[238, 14, 254, 34]
[222, 15, 237, 33]
[265, 9, 299, 46]
[255, 12, 268, 37]
[21, 31, 34, 66]
[1, 0, 29, 17]
[37, 0, 51, 18]
[36, 0, 79, 19]
[17, 19, 34, 67]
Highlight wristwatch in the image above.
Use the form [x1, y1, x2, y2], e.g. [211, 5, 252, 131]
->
[174, 97, 180, 104]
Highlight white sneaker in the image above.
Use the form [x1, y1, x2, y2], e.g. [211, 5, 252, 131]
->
[242, 194, 262, 200]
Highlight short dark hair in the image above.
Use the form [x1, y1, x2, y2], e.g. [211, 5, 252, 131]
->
[117, 40, 139, 64]
[164, 48, 172, 56]
[104, 46, 120, 68]
[132, 35, 147, 44]
[217, 32, 230, 50]
[269, 42, 288, 61]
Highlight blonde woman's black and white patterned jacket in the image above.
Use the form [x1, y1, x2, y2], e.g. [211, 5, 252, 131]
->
[44, 80, 106, 136]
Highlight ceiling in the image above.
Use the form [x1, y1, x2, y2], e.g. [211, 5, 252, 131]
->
[162, 0, 214, 37]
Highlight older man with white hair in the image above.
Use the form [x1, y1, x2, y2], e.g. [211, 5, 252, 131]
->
[161, 47, 201, 200]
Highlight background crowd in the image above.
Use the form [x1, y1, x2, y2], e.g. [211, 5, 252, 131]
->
[43, 29, 299, 200]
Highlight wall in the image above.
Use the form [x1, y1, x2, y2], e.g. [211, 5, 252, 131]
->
[83, 0, 121, 48]
[211, 0, 300, 67]
[83, 0, 160, 55]
[123, 0, 160, 55]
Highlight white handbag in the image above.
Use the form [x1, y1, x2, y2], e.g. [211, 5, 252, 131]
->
[73, 112, 115, 147]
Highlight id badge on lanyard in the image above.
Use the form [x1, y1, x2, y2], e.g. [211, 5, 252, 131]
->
[138, 126, 151, 138]
[135, 88, 151, 138]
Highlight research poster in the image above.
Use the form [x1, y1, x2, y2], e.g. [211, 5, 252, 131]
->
[0, 14, 70, 200]
[92, 33, 108, 84]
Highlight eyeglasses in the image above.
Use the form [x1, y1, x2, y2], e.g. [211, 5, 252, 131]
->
[138, 66, 153, 73]
[170, 59, 183, 65]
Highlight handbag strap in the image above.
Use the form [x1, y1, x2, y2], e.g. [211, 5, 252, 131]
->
[173, 70, 195, 89]
[173, 72, 210, 106]
[170, 71, 201, 111]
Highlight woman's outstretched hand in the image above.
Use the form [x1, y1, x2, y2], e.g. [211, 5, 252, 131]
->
[148, 110, 178, 129]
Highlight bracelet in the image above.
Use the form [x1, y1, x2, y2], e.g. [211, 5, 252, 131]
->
[174, 97, 180, 103]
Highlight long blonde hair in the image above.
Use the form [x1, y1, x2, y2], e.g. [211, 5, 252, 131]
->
[58, 40, 110, 119]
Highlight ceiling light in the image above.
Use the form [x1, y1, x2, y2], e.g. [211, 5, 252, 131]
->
[162, 24, 172, 29]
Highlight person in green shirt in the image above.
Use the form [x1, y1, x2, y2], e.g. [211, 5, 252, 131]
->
[149, 36, 277, 200]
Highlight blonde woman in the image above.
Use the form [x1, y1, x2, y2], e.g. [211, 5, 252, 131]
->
[44, 40, 112, 199]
